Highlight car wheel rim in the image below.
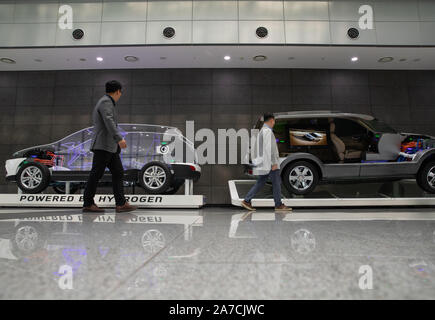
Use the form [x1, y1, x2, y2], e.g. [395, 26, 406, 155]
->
[15, 226, 38, 252]
[143, 166, 166, 190]
[427, 166, 435, 188]
[141, 229, 165, 253]
[20, 166, 43, 189]
[291, 229, 316, 255]
[289, 166, 314, 191]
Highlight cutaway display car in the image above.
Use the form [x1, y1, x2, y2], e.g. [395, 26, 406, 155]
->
[5, 124, 201, 194]
[245, 111, 435, 195]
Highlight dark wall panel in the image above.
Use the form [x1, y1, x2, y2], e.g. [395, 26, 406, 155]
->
[1, 68, 435, 203]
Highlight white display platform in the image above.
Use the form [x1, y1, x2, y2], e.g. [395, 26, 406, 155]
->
[228, 180, 435, 207]
[0, 193, 204, 209]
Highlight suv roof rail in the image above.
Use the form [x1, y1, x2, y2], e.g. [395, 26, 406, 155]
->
[274, 110, 340, 115]
[269, 111, 374, 121]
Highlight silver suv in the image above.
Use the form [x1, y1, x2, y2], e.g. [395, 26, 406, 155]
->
[246, 111, 435, 195]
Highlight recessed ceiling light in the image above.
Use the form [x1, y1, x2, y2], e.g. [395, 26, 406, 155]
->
[34, 59, 43, 63]
[160, 56, 167, 60]
[224, 55, 231, 61]
[378, 57, 394, 63]
[399, 58, 407, 62]
[79, 58, 86, 62]
[288, 57, 295, 60]
[0, 57, 16, 64]
[253, 55, 267, 62]
[413, 58, 421, 62]
[124, 55, 139, 62]
[351, 56, 359, 62]
[96, 57, 103, 62]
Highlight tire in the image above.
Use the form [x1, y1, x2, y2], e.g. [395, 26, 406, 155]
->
[11, 223, 46, 257]
[141, 228, 166, 254]
[135, 226, 179, 256]
[282, 161, 319, 195]
[290, 228, 317, 256]
[417, 160, 435, 193]
[16, 162, 50, 194]
[52, 183, 79, 194]
[138, 161, 173, 194]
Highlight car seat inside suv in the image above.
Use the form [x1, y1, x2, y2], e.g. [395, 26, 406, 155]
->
[329, 120, 363, 162]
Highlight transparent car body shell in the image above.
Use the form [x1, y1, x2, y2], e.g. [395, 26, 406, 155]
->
[12, 124, 197, 172]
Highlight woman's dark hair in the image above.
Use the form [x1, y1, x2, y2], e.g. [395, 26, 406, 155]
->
[105, 80, 122, 93]
[263, 113, 275, 122]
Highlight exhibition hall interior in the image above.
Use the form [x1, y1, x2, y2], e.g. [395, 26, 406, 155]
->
[1, 0, 435, 300]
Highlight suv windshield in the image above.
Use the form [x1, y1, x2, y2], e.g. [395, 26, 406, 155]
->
[360, 118, 397, 134]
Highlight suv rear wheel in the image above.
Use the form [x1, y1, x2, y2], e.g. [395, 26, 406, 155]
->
[282, 161, 319, 195]
[417, 160, 435, 193]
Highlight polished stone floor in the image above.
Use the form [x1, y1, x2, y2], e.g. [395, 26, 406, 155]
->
[0, 206, 435, 300]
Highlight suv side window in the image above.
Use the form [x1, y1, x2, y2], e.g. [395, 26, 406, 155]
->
[287, 118, 329, 131]
[332, 117, 370, 153]
[333, 118, 367, 137]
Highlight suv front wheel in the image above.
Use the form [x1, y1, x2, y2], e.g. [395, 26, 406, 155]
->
[417, 160, 435, 194]
[282, 161, 319, 195]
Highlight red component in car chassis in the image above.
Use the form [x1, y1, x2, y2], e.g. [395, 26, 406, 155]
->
[33, 151, 64, 167]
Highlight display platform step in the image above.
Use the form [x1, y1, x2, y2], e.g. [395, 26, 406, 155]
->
[0, 193, 204, 209]
[228, 180, 435, 208]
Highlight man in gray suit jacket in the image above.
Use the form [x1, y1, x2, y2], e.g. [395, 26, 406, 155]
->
[82, 80, 137, 213]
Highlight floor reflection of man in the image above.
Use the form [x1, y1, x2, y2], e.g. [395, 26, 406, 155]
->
[80, 212, 138, 296]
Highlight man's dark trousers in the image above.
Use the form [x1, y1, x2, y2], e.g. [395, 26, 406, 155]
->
[83, 149, 126, 207]
[244, 169, 283, 207]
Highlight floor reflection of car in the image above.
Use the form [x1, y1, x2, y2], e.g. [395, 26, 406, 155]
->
[0, 212, 203, 257]
[197, 212, 435, 298]
[246, 111, 435, 195]
[5, 124, 201, 195]
[229, 212, 435, 255]
[0, 212, 203, 292]
[1, 211, 434, 298]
